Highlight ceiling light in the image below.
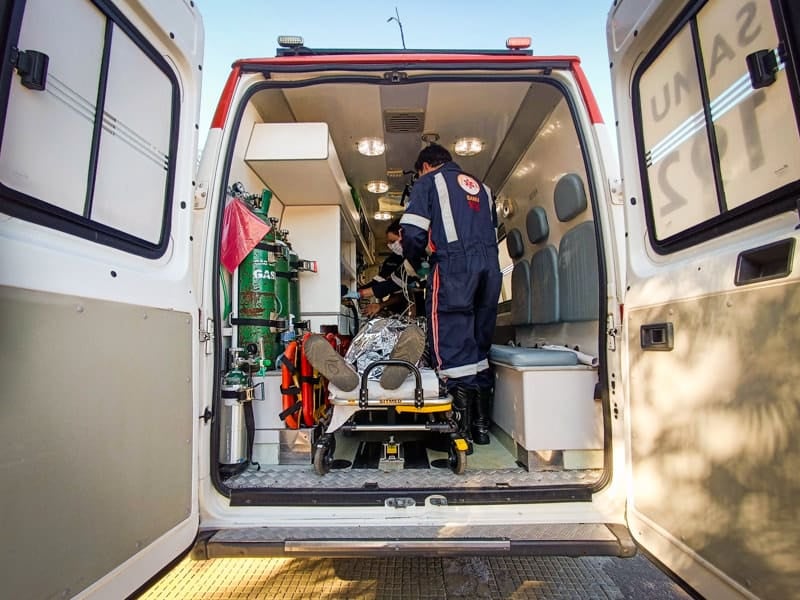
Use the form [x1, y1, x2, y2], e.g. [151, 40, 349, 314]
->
[366, 180, 389, 194]
[357, 137, 385, 156]
[421, 132, 440, 143]
[454, 137, 484, 156]
[373, 211, 393, 221]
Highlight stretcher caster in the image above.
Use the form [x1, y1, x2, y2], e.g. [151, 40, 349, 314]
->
[313, 434, 336, 475]
[448, 438, 468, 475]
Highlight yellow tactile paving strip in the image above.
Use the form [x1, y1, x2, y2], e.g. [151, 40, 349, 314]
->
[136, 553, 693, 599]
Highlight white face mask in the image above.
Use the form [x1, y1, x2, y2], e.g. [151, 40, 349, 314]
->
[388, 240, 403, 255]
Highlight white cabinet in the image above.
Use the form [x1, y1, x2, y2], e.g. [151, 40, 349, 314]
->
[245, 122, 372, 331]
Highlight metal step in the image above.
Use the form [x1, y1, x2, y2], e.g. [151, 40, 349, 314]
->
[194, 523, 635, 560]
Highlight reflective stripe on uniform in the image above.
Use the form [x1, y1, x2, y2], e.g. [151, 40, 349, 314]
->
[476, 358, 489, 372]
[400, 213, 431, 231]
[434, 172, 458, 243]
[440, 362, 480, 378]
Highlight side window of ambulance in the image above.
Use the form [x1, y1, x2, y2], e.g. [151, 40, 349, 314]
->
[0, 0, 179, 257]
[635, 0, 800, 250]
[497, 235, 514, 303]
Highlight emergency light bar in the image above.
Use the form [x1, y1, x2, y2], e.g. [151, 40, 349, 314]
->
[506, 37, 532, 51]
[277, 35, 304, 48]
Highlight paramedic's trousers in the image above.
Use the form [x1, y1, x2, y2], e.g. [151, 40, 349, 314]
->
[426, 246, 501, 390]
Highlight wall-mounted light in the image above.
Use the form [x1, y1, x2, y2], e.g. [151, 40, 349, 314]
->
[454, 137, 484, 156]
[366, 180, 389, 194]
[357, 137, 385, 156]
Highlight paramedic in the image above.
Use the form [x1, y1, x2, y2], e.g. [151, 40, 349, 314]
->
[347, 219, 418, 317]
[400, 143, 501, 448]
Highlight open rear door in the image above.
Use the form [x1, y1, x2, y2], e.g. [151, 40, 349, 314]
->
[609, 0, 800, 598]
[0, 1, 203, 597]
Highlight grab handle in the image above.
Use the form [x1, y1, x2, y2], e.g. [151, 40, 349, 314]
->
[359, 360, 424, 409]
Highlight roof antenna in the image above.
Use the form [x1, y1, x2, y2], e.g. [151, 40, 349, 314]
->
[387, 7, 406, 50]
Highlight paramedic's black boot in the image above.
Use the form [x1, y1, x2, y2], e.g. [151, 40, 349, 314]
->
[452, 385, 474, 455]
[472, 387, 493, 445]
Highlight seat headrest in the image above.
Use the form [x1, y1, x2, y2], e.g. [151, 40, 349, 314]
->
[506, 228, 525, 259]
[554, 173, 587, 222]
[526, 206, 549, 243]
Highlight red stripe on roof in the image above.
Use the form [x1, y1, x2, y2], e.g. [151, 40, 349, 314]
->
[210, 65, 241, 130]
[570, 60, 604, 124]
[234, 53, 581, 67]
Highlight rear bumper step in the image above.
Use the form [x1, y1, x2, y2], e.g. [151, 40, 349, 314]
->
[193, 523, 636, 559]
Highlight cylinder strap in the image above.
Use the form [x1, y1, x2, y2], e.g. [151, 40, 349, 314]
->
[274, 271, 297, 280]
[255, 242, 282, 252]
[280, 385, 300, 395]
[299, 375, 320, 384]
[231, 317, 287, 329]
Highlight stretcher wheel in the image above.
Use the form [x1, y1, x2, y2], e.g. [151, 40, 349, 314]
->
[448, 442, 466, 475]
[313, 435, 336, 476]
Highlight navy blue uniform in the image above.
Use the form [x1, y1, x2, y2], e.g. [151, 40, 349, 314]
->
[360, 252, 419, 300]
[400, 162, 501, 389]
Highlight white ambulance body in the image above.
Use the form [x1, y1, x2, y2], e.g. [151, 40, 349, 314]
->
[0, 0, 796, 598]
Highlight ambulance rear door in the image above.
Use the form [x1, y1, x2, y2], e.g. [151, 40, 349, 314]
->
[0, 0, 203, 598]
[608, 0, 800, 598]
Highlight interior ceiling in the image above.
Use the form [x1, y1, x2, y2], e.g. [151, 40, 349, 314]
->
[261, 80, 545, 252]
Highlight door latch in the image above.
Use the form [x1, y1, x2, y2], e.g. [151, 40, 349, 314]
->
[606, 313, 618, 352]
[640, 322, 674, 351]
[11, 47, 49, 90]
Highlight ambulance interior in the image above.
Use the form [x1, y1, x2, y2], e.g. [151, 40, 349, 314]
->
[213, 69, 609, 503]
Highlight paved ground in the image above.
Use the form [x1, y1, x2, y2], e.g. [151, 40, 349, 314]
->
[137, 553, 696, 599]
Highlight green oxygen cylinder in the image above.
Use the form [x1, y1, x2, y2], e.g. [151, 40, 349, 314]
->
[236, 189, 280, 366]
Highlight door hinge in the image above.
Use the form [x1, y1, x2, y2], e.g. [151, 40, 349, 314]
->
[200, 317, 214, 355]
[606, 313, 618, 352]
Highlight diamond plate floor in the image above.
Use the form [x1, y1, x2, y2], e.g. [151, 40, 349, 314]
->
[137, 554, 693, 599]
[226, 430, 603, 490]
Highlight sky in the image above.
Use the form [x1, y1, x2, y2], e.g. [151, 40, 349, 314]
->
[195, 0, 618, 148]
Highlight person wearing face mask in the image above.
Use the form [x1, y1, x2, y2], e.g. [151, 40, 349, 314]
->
[345, 219, 419, 317]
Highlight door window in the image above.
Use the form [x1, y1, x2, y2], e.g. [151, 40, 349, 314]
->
[0, 0, 179, 256]
[635, 0, 800, 251]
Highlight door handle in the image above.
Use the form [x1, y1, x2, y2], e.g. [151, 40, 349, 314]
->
[734, 238, 794, 286]
[640, 322, 673, 351]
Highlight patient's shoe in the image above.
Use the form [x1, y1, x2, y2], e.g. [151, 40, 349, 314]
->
[303, 335, 359, 391]
[380, 325, 426, 389]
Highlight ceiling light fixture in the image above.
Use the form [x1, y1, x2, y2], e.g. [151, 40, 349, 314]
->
[366, 180, 389, 194]
[373, 211, 393, 221]
[357, 137, 385, 156]
[454, 137, 483, 156]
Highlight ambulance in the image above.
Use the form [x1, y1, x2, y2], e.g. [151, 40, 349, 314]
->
[1, 0, 797, 598]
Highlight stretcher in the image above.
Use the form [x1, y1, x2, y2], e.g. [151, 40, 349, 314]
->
[312, 359, 470, 475]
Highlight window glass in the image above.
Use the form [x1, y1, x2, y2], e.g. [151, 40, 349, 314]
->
[639, 26, 718, 239]
[0, 0, 177, 253]
[697, 0, 800, 209]
[92, 30, 172, 243]
[0, 0, 105, 214]
[636, 0, 799, 247]
[498, 237, 513, 303]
